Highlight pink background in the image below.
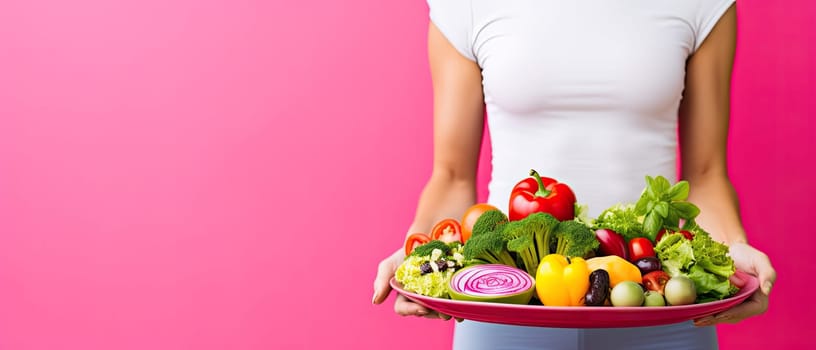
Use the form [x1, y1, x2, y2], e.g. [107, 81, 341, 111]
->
[0, 0, 812, 349]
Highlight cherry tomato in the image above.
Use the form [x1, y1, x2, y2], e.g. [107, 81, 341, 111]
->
[404, 233, 431, 256]
[656, 229, 694, 243]
[430, 219, 463, 243]
[460, 203, 499, 243]
[628, 237, 656, 263]
[642, 270, 671, 295]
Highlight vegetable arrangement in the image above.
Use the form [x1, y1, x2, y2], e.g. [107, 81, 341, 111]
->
[394, 170, 739, 310]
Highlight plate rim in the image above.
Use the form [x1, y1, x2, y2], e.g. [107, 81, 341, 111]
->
[389, 270, 758, 327]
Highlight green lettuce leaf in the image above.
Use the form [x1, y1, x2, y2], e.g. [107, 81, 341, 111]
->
[655, 230, 738, 301]
[592, 204, 646, 242]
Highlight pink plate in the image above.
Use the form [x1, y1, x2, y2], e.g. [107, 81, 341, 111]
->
[390, 270, 758, 328]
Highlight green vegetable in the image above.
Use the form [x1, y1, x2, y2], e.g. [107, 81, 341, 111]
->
[553, 220, 600, 258]
[502, 212, 560, 276]
[395, 243, 465, 298]
[410, 240, 451, 257]
[573, 203, 594, 227]
[634, 175, 702, 241]
[654, 230, 737, 301]
[395, 255, 458, 298]
[471, 209, 509, 238]
[462, 229, 517, 267]
[593, 203, 647, 242]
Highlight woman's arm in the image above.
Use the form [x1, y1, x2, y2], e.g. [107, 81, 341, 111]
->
[405, 21, 486, 236]
[678, 4, 776, 326]
[372, 22, 486, 318]
[679, 4, 743, 245]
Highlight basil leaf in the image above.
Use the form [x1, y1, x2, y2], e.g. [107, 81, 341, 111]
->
[654, 176, 671, 197]
[671, 202, 701, 219]
[667, 181, 690, 201]
[655, 202, 670, 218]
[645, 175, 656, 189]
[666, 210, 681, 230]
[646, 201, 656, 213]
[643, 211, 661, 238]
[635, 191, 650, 214]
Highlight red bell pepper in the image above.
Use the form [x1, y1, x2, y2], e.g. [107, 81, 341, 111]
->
[508, 170, 577, 221]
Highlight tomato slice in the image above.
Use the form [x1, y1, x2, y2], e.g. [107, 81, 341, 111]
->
[430, 219, 463, 244]
[642, 270, 671, 294]
[404, 233, 432, 256]
[460, 203, 499, 243]
[628, 237, 656, 263]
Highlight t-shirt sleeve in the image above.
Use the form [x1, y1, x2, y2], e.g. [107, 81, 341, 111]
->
[692, 0, 736, 52]
[426, 0, 476, 62]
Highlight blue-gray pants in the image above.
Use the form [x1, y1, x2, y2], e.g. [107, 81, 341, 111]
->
[453, 320, 718, 350]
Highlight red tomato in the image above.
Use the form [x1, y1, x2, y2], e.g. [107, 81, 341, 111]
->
[404, 233, 431, 256]
[460, 203, 499, 243]
[642, 270, 671, 294]
[430, 219, 463, 244]
[656, 229, 694, 243]
[628, 238, 656, 263]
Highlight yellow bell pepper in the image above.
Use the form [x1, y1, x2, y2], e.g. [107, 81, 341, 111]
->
[586, 255, 642, 287]
[535, 254, 590, 306]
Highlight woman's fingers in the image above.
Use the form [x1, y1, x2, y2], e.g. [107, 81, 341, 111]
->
[754, 253, 777, 295]
[394, 294, 430, 316]
[394, 295, 456, 321]
[694, 290, 769, 326]
[372, 257, 397, 304]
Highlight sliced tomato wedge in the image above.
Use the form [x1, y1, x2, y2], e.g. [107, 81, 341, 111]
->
[430, 219, 463, 244]
[643, 270, 672, 294]
[404, 233, 431, 256]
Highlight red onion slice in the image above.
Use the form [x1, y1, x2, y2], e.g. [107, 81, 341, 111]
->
[451, 264, 534, 297]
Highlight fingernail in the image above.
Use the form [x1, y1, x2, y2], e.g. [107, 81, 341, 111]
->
[371, 292, 379, 304]
[416, 310, 428, 316]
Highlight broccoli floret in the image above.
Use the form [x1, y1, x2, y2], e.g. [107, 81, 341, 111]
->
[410, 240, 450, 257]
[502, 212, 560, 276]
[471, 209, 509, 238]
[553, 220, 600, 258]
[503, 221, 539, 276]
[462, 231, 517, 267]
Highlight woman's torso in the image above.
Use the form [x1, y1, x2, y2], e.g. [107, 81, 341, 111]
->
[426, 0, 735, 348]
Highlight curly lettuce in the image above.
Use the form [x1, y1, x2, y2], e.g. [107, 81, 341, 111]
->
[395, 245, 465, 298]
[655, 232, 738, 302]
[593, 204, 646, 242]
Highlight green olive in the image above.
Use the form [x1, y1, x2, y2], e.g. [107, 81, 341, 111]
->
[610, 281, 645, 307]
[664, 276, 697, 305]
[643, 291, 666, 307]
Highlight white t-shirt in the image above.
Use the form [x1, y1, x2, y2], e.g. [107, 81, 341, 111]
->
[428, 0, 735, 217]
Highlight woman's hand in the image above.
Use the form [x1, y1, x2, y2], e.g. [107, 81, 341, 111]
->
[372, 248, 454, 320]
[694, 242, 776, 326]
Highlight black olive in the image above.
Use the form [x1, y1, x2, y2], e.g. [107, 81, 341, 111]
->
[585, 269, 611, 306]
[635, 257, 662, 275]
